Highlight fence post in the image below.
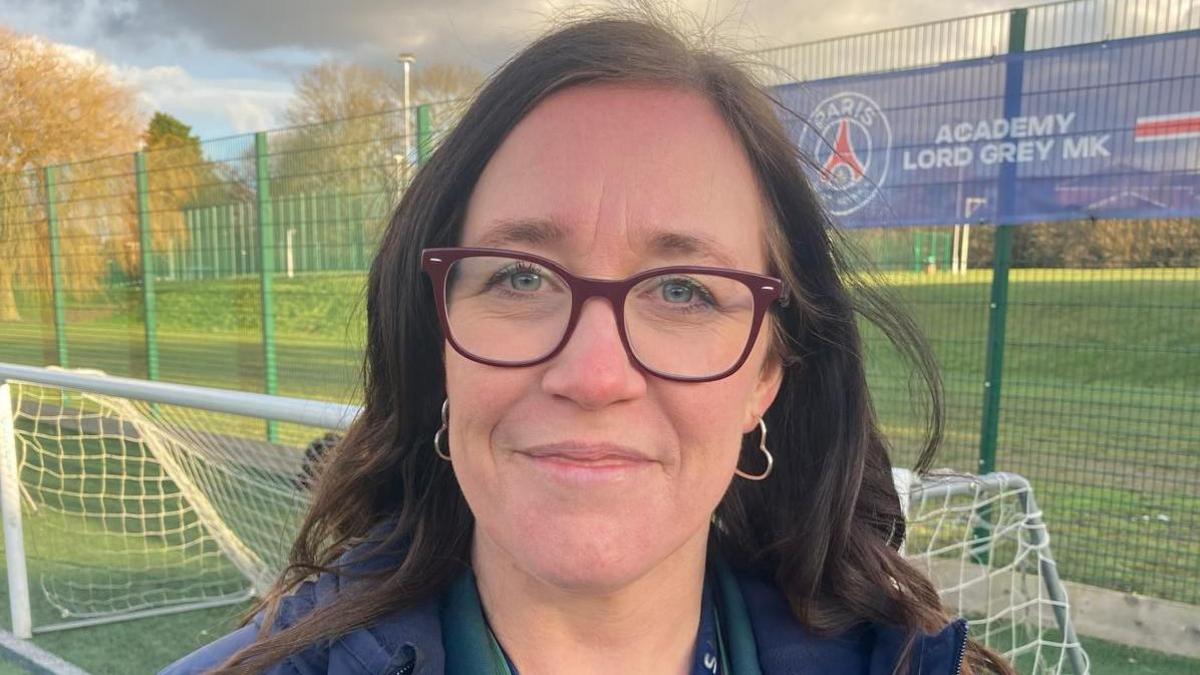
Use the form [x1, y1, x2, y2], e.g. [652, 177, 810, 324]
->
[135, 152, 159, 382]
[333, 191, 344, 270]
[255, 132, 279, 442]
[202, 206, 212, 277]
[298, 195, 308, 273]
[217, 203, 229, 278]
[0, 381, 33, 638]
[417, 104, 433, 164]
[352, 194, 365, 270]
[185, 209, 194, 280]
[43, 166, 68, 368]
[978, 8, 1026, 476]
[972, 9, 1027, 564]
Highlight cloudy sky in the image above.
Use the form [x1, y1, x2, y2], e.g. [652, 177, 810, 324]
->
[1, 0, 1035, 139]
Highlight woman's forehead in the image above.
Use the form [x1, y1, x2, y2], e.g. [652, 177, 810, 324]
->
[460, 83, 771, 271]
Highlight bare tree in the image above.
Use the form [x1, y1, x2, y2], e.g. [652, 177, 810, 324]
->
[408, 62, 485, 105]
[273, 60, 483, 208]
[283, 60, 485, 125]
[284, 62, 402, 127]
[275, 62, 404, 208]
[0, 27, 142, 321]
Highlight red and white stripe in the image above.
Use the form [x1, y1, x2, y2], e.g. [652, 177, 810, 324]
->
[1134, 111, 1200, 142]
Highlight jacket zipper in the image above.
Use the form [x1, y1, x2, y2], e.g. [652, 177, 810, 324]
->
[385, 645, 417, 675]
[951, 618, 969, 675]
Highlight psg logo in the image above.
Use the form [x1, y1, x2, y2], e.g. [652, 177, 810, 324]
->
[800, 92, 892, 216]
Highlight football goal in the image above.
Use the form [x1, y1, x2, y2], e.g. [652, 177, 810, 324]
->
[0, 363, 355, 637]
[897, 469, 1089, 674]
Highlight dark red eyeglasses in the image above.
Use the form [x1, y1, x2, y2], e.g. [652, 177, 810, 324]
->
[421, 247, 784, 383]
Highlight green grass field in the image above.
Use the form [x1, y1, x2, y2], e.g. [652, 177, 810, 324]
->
[0, 417, 304, 674]
[0, 266, 1197, 673]
[863, 268, 1199, 602]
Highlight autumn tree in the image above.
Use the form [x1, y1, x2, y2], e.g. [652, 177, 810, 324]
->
[145, 112, 200, 150]
[1016, 218, 1200, 268]
[0, 26, 142, 321]
[108, 112, 209, 276]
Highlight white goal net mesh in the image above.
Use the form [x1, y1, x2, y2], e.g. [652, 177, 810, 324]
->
[899, 469, 1089, 674]
[5, 378, 317, 629]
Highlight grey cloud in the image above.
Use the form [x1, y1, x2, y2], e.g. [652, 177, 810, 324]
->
[94, 0, 546, 71]
[7, 0, 1034, 75]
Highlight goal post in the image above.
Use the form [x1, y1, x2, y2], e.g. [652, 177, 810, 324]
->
[1, 380, 33, 639]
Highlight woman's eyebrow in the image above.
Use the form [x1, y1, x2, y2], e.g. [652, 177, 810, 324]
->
[477, 218, 739, 269]
[477, 218, 566, 248]
[644, 229, 738, 269]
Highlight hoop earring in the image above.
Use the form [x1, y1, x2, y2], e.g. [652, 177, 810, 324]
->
[734, 417, 773, 481]
[433, 399, 451, 461]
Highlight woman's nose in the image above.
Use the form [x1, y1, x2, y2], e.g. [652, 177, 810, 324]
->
[540, 297, 647, 409]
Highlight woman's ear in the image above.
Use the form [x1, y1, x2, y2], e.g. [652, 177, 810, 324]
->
[744, 349, 784, 433]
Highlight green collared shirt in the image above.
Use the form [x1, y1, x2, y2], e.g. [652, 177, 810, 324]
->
[440, 558, 761, 675]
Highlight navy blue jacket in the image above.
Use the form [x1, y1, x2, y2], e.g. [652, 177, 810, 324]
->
[161, 539, 968, 675]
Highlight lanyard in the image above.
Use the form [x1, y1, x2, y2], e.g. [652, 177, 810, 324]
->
[484, 627, 515, 675]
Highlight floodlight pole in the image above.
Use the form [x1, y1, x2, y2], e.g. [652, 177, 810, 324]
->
[398, 52, 417, 186]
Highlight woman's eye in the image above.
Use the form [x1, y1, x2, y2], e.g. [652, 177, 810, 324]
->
[654, 277, 718, 310]
[510, 271, 542, 291]
[661, 281, 694, 303]
[485, 263, 548, 294]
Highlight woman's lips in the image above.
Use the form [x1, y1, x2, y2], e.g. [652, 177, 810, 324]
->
[515, 441, 655, 482]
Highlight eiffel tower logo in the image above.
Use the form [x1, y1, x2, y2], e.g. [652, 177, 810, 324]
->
[800, 91, 892, 217]
[821, 119, 866, 185]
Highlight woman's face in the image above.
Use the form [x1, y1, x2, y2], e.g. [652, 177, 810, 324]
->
[445, 83, 783, 592]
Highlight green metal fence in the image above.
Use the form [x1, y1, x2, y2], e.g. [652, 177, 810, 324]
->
[0, 104, 446, 402]
[0, 0, 1196, 613]
[757, 0, 1200, 607]
[844, 243, 1199, 604]
[754, 0, 1200, 85]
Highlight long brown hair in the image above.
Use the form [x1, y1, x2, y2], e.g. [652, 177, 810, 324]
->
[215, 7, 1012, 674]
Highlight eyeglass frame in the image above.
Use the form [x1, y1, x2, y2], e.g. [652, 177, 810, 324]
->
[421, 246, 786, 383]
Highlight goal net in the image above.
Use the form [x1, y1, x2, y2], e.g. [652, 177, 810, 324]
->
[2, 375, 321, 632]
[897, 469, 1089, 675]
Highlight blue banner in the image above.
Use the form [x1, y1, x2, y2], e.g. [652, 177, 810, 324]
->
[774, 29, 1200, 228]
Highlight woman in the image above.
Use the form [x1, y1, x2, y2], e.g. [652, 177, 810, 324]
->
[163, 10, 1011, 675]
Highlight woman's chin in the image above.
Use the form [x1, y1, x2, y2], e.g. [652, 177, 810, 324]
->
[506, 519, 667, 593]
[472, 480, 707, 593]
